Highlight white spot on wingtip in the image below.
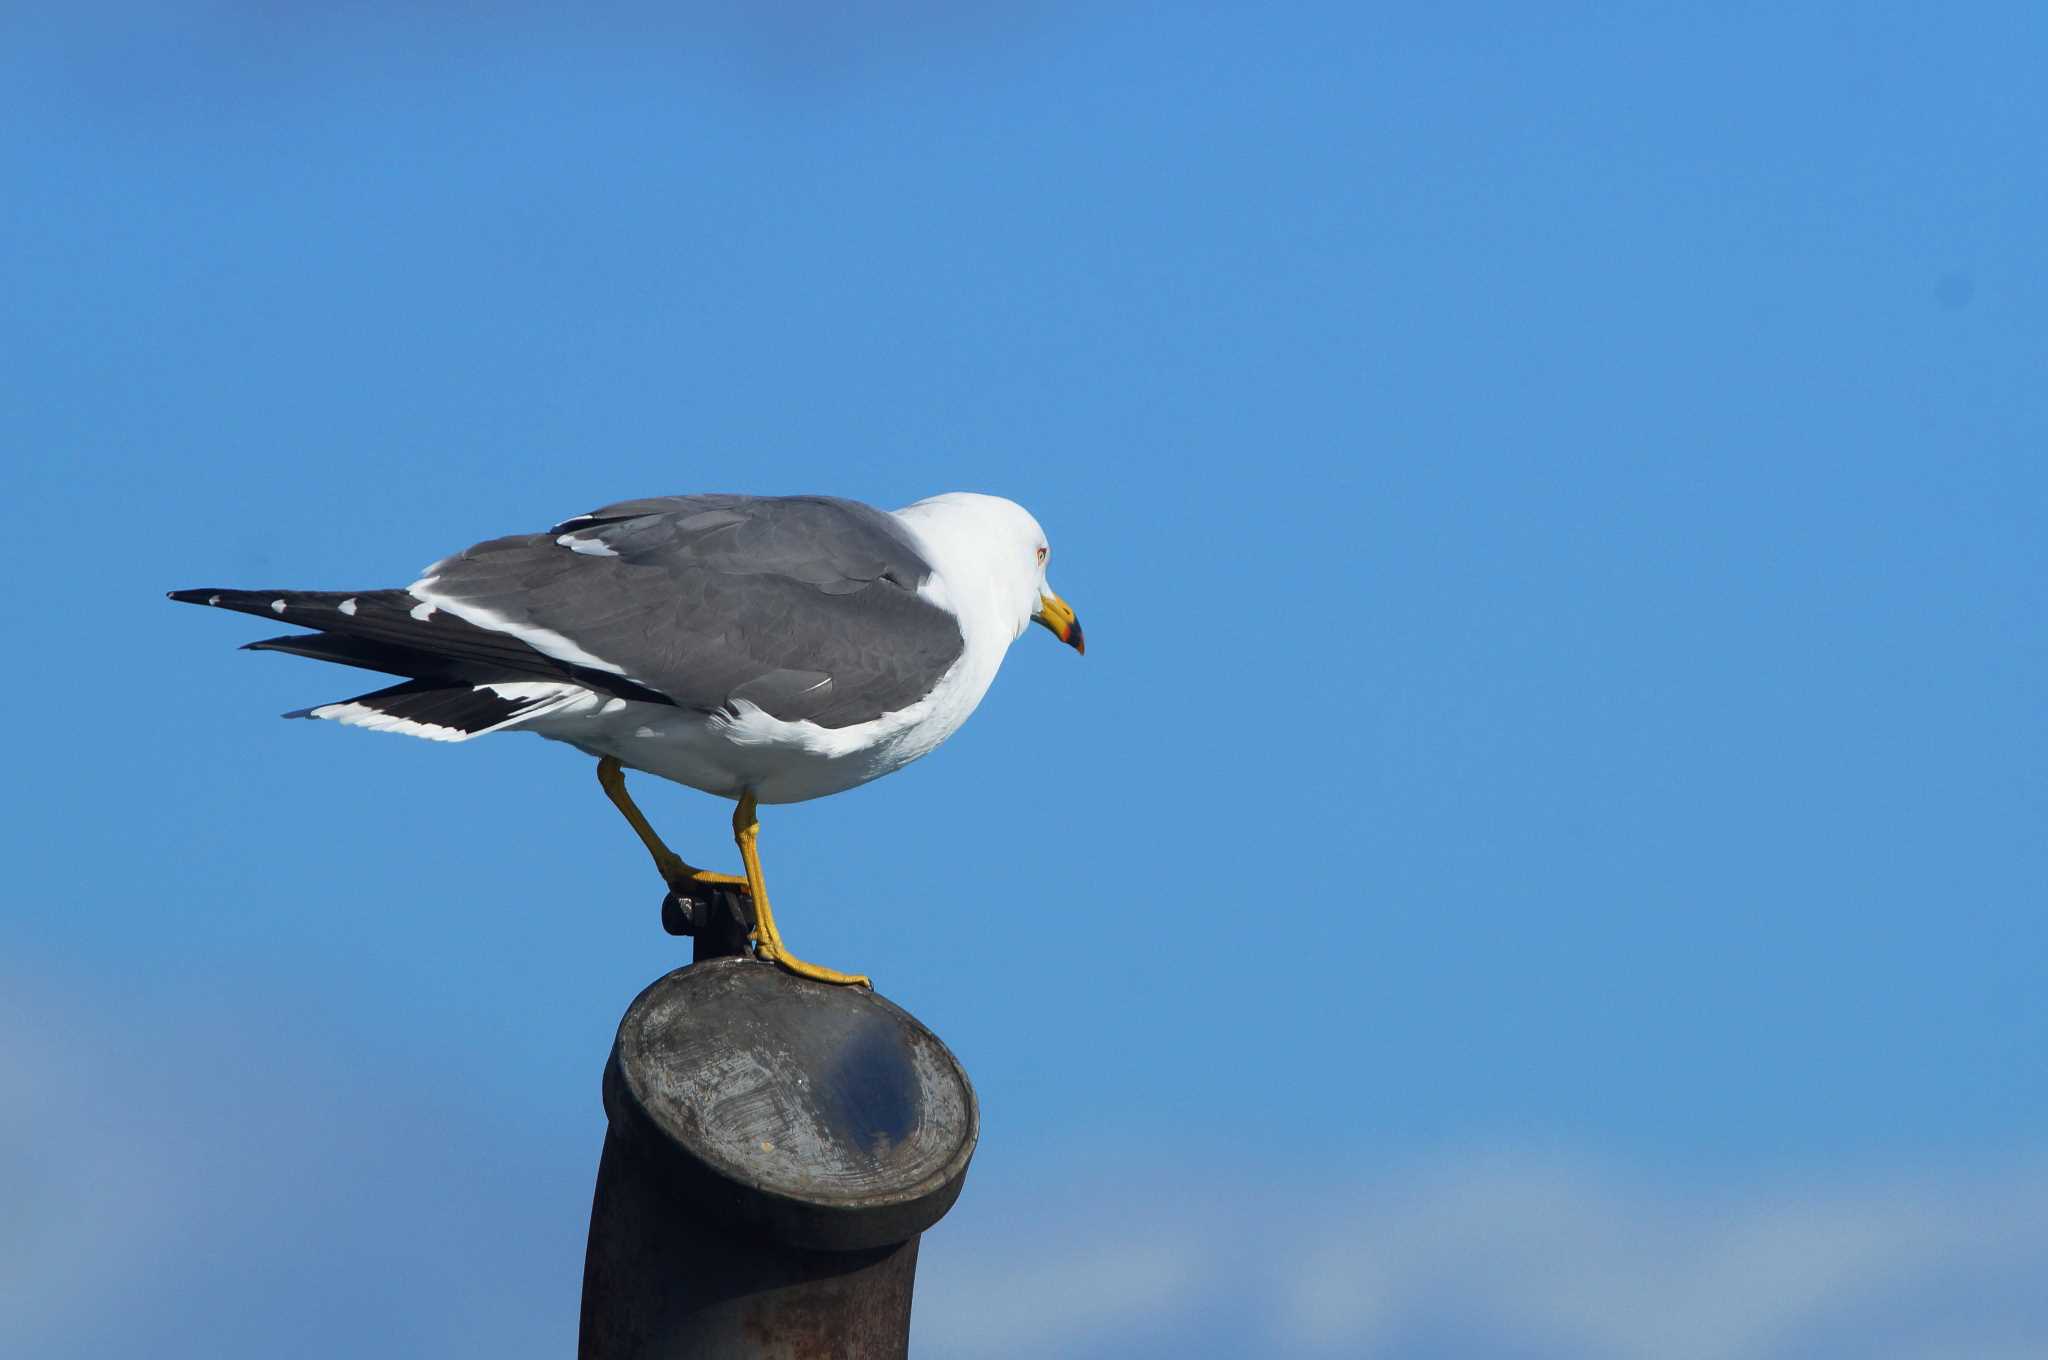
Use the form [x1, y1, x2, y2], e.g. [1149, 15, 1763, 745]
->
[600, 697, 627, 714]
[634, 725, 660, 738]
[270, 598, 287, 613]
[556, 533, 619, 558]
[338, 597, 358, 616]
[207, 594, 221, 606]
[410, 601, 437, 621]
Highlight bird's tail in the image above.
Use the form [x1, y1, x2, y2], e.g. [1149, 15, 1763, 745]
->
[167, 585, 671, 742]
[168, 586, 589, 686]
[169, 581, 679, 745]
[284, 676, 600, 742]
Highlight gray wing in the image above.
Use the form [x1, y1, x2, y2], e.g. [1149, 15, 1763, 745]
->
[414, 495, 963, 729]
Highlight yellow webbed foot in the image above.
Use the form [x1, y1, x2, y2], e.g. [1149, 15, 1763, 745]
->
[654, 852, 749, 895]
[728, 789, 873, 988]
[754, 940, 873, 989]
[598, 756, 751, 895]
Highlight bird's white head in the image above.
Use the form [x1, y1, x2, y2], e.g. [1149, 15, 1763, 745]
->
[895, 492, 1084, 654]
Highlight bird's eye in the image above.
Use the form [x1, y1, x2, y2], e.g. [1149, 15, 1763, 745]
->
[1036, 546, 1048, 564]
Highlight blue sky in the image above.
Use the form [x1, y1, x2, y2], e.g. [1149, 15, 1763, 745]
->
[5, 5, 2044, 1356]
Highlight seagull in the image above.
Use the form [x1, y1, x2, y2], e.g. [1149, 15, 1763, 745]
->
[169, 492, 1084, 987]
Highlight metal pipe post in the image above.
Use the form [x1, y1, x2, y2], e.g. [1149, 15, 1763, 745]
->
[580, 896, 977, 1359]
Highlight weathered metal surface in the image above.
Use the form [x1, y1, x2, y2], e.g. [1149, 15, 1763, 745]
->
[579, 956, 978, 1358]
[604, 958, 977, 1251]
[581, 1132, 920, 1360]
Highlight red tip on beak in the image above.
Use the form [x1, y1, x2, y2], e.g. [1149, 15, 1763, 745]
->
[1034, 592, 1084, 654]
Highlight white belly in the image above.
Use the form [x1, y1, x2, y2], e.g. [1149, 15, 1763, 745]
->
[528, 641, 1004, 805]
[531, 701, 891, 804]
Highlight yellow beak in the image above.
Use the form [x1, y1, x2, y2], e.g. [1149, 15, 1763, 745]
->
[1032, 590, 1085, 654]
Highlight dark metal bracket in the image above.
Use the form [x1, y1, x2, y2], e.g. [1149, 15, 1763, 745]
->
[659, 885, 757, 962]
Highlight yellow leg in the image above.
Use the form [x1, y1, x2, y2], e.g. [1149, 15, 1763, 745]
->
[596, 757, 750, 894]
[733, 791, 871, 988]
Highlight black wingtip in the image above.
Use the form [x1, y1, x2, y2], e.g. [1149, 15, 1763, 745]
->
[167, 588, 218, 606]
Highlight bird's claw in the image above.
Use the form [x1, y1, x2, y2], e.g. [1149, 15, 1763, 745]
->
[753, 939, 873, 989]
[656, 854, 750, 895]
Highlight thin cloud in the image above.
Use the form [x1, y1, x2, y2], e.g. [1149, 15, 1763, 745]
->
[8, 979, 2042, 1359]
[918, 1153, 2048, 1359]
[0, 973, 582, 1360]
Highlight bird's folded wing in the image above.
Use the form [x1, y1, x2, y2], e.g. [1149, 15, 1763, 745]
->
[410, 495, 965, 729]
